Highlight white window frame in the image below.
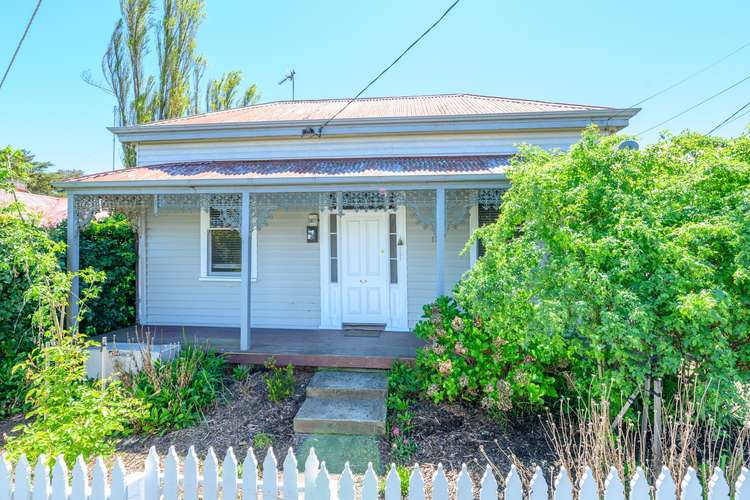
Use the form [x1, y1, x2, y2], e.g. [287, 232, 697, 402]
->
[199, 208, 257, 282]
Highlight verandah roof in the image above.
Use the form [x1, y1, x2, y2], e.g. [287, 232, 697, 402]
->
[60, 156, 511, 186]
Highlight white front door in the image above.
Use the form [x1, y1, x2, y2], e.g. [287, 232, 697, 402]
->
[341, 212, 389, 325]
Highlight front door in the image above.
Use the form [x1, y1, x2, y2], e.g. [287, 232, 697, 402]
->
[341, 212, 389, 325]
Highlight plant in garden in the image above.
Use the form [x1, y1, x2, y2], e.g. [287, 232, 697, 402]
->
[386, 362, 420, 462]
[252, 432, 274, 452]
[232, 364, 252, 382]
[262, 357, 295, 402]
[123, 346, 226, 434]
[52, 215, 137, 336]
[415, 128, 750, 422]
[3, 252, 145, 464]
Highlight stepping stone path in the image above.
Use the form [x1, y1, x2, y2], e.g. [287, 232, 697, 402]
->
[293, 370, 388, 474]
[293, 370, 388, 435]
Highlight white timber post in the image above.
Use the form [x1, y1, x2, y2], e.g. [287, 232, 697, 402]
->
[435, 186, 446, 297]
[67, 193, 80, 329]
[240, 191, 252, 350]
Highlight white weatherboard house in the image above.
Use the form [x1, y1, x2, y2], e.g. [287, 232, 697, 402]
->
[59, 94, 638, 368]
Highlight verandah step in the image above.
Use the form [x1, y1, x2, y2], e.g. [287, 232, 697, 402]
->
[305, 370, 388, 400]
[293, 396, 386, 436]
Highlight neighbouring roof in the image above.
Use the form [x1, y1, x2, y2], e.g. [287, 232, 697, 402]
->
[0, 190, 67, 226]
[146, 93, 611, 126]
[61, 156, 511, 186]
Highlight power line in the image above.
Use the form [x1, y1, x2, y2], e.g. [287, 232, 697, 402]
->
[604, 39, 750, 126]
[316, 0, 462, 136]
[0, 0, 43, 92]
[636, 71, 750, 136]
[707, 99, 750, 135]
[726, 106, 750, 127]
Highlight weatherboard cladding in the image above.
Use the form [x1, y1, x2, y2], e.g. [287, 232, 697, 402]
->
[64, 156, 511, 184]
[146, 93, 611, 126]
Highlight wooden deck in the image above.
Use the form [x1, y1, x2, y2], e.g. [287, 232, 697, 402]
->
[104, 325, 425, 369]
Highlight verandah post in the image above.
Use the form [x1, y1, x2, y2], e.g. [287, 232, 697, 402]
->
[240, 191, 252, 350]
[66, 193, 80, 329]
[435, 186, 446, 297]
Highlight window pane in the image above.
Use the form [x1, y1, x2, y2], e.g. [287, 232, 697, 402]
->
[389, 234, 397, 255]
[390, 259, 398, 284]
[330, 258, 338, 283]
[329, 213, 337, 232]
[210, 229, 241, 273]
[330, 233, 337, 258]
[389, 213, 396, 233]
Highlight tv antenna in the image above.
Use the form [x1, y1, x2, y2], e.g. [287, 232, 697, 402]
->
[278, 69, 296, 100]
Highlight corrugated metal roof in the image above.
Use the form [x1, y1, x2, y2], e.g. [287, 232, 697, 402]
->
[64, 156, 511, 184]
[147, 93, 610, 126]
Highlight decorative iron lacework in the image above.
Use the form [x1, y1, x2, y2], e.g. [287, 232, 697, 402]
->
[73, 188, 505, 232]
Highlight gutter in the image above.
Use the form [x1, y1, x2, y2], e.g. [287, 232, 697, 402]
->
[109, 109, 641, 143]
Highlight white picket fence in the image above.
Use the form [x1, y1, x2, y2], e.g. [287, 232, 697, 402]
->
[1, 446, 749, 500]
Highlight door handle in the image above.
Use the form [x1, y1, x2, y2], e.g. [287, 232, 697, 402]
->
[360, 279, 368, 284]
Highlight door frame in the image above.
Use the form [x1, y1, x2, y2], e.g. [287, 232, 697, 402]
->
[319, 206, 408, 331]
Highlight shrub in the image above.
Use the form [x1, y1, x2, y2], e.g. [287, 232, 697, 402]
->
[0, 214, 61, 416]
[3, 252, 145, 464]
[263, 357, 295, 402]
[386, 362, 419, 463]
[52, 214, 136, 336]
[416, 128, 750, 421]
[124, 346, 226, 434]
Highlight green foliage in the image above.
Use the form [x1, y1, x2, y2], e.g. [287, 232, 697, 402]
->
[378, 465, 411, 498]
[252, 432, 273, 452]
[3, 257, 145, 465]
[262, 357, 295, 402]
[232, 364, 252, 382]
[206, 70, 260, 112]
[0, 214, 64, 415]
[386, 362, 419, 463]
[416, 128, 750, 420]
[0, 146, 32, 191]
[52, 215, 137, 336]
[124, 346, 226, 434]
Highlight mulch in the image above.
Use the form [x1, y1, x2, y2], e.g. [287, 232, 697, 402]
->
[1, 367, 555, 486]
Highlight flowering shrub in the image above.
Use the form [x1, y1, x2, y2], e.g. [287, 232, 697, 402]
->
[415, 296, 566, 411]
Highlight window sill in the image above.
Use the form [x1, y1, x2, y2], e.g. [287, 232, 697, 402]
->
[198, 276, 256, 282]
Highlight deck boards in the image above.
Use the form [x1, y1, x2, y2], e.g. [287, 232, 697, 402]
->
[103, 325, 425, 369]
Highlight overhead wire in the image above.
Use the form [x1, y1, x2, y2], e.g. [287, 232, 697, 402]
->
[0, 0, 43, 92]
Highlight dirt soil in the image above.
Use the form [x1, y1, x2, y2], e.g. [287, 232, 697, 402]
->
[0, 368, 555, 484]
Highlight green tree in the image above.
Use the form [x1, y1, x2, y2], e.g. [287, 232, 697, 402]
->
[416, 128, 750, 421]
[93, 0, 260, 167]
[206, 70, 260, 112]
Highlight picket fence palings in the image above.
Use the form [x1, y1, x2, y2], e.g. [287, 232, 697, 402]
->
[385, 464, 401, 500]
[283, 448, 298, 500]
[110, 458, 126, 500]
[578, 467, 598, 500]
[8, 448, 750, 500]
[432, 463, 449, 500]
[553, 467, 573, 500]
[736, 467, 750, 500]
[222, 448, 238, 500]
[362, 462, 378, 500]
[709, 467, 731, 500]
[50, 456, 68, 500]
[604, 467, 624, 500]
[262, 448, 277, 500]
[32, 456, 49, 500]
[408, 464, 425, 500]
[91, 458, 107, 500]
[529, 466, 548, 500]
[479, 464, 498, 500]
[505, 465, 523, 500]
[242, 449, 258, 500]
[70, 456, 87, 500]
[183, 446, 200, 500]
[339, 462, 355, 500]
[682, 467, 703, 500]
[656, 466, 677, 500]
[629, 467, 649, 500]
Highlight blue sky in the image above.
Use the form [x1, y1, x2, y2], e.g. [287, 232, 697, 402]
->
[1, 0, 749, 173]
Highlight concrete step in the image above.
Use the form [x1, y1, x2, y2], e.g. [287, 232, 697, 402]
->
[293, 396, 386, 436]
[306, 370, 388, 400]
